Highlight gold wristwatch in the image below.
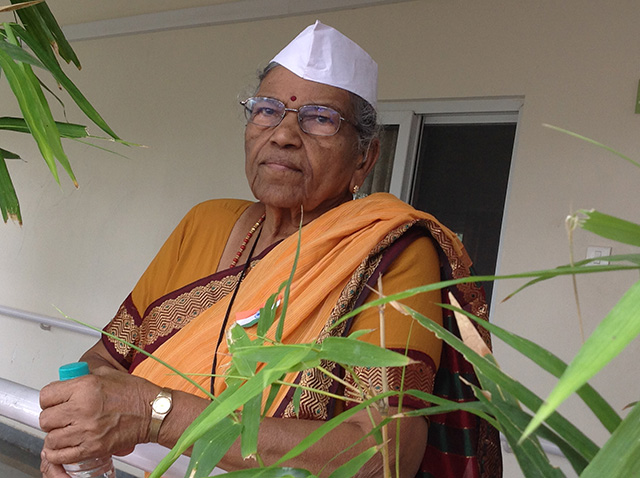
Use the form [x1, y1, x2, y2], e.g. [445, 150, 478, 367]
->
[149, 388, 173, 443]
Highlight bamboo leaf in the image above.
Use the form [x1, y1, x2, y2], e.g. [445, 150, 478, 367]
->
[151, 348, 317, 477]
[223, 468, 314, 478]
[580, 402, 640, 478]
[522, 279, 640, 441]
[227, 323, 258, 378]
[0, 41, 61, 183]
[319, 337, 413, 367]
[543, 124, 640, 169]
[399, 305, 600, 461]
[0, 36, 44, 67]
[439, 303, 622, 434]
[12, 24, 120, 139]
[0, 151, 22, 223]
[27, 1, 81, 67]
[232, 343, 318, 367]
[336, 262, 640, 331]
[273, 392, 396, 467]
[578, 209, 640, 247]
[240, 394, 262, 459]
[0, 148, 21, 160]
[503, 254, 640, 300]
[276, 217, 303, 342]
[327, 445, 379, 478]
[0, 116, 88, 138]
[0, 1, 43, 13]
[469, 379, 565, 478]
[188, 416, 242, 478]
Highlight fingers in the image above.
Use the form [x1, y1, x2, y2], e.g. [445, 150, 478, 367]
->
[40, 451, 71, 478]
[39, 370, 155, 464]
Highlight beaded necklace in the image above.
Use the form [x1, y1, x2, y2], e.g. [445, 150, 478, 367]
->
[230, 214, 265, 268]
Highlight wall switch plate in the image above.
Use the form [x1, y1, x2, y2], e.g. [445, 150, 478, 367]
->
[586, 246, 612, 266]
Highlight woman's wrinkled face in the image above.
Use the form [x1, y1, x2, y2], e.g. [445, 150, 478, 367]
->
[244, 66, 365, 215]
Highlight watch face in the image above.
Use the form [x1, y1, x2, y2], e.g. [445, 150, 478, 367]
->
[154, 396, 172, 414]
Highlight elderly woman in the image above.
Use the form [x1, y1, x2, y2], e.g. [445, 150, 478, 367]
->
[39, 22, 499, 478]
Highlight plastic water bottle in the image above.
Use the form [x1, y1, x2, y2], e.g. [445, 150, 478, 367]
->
[58, 362, 116, 478]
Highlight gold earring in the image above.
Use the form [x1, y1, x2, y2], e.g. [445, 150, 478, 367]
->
[352, 185, 359, 200]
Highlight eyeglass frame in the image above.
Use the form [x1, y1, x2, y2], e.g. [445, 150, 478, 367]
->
[240, 96, 354, 137]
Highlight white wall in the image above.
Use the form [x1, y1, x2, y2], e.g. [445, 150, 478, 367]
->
[2, 1, 639, 475]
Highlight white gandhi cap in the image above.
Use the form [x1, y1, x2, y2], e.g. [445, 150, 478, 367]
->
[270, 20, 378, 109]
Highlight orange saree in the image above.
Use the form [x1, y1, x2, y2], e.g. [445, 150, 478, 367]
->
[102, 193, 501, 477]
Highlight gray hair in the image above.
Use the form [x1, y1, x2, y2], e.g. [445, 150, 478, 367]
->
[256, 62, 380, 154]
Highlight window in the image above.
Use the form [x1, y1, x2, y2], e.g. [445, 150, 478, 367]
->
[370, 98, 523, 310]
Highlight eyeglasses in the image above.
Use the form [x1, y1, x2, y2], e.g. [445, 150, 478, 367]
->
[241, 96, 351, 136]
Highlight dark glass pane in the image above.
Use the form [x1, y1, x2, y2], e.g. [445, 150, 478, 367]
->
[411, 123, 516, 306]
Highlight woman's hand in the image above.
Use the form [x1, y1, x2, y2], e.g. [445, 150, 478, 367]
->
[39, 366, 156, 466]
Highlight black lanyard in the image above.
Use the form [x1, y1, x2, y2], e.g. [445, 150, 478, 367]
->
[210, 227, 263, 395]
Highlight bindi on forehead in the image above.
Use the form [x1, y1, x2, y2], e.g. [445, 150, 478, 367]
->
[290, 95, 297, 101]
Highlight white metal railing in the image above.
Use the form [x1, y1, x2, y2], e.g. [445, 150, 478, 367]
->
[0, 304, 100, 337]
[0, 377, 209, 477]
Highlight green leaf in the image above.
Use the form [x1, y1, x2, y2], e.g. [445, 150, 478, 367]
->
[228, 323, 258, 378]
[0, 152, 22, 224]
[327, 445, 379, 478]
[0, 116, 88, 138]
[151, 348, 318, 477]
[0, 36, 43, 67]
[469, 380, 565, 478]
[544, 124, 640, 169]
[223, 468, 314, 478]
[240, 394, 262, 459]
[292, 385, 303, 417]
[273, 392, 396, 467]
[439, 303, 622, 434]
[232, 343, 318, 367]
[400, 305, 600, 461]
[0, 148, 21, 160]
[276, 219, 303, 342]
[257, 286, 286, 337]
[578, 209, 640, 247]
[319, 337, 413, 367]
[28, 1, 81, 67]
[188, 416, 242, 478]
[522, 279, 640, 441]
[580, 402, 640, 478]
[12, 24, 120, 140]
[0, 42, 61, 184]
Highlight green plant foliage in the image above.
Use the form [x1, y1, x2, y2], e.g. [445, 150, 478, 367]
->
[522, 279, 640, 441]
[1, 1, 123, 223]
[580, 402, 640, 477]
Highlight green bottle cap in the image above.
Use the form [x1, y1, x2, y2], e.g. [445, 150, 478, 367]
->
[59, 362, 90, 381]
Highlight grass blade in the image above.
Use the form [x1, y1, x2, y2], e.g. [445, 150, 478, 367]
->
[0, 151, 22, 223]
[522, 279, 640, 441]
[399, 305, 600, 461]
[0, 35, 44, 67]
[222, 468, 314, 478]
[327, 445, 379, 478]
[543, 124, 640, 169]
[188, 416, 242, 478]
[12, 24, 120, 140]
[1, 116, 88, 138]
[578, 209, 640, 247]
[580, 402, 640, 478]
[440, 303, 622, 433]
